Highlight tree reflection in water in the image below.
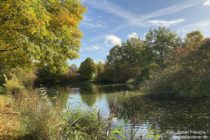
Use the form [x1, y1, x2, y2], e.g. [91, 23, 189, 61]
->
[47, 84, 210, 139]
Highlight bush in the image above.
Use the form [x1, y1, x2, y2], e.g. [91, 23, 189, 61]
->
[100, 66, 142, 83]
[4, 74, 25, 95]
[10, 68, 36, 88]
[143, 39, 210, 99]
[2, 68, 36, 94]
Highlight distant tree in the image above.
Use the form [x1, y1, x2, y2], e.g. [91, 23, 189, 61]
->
[106, 45, 122, 68]
[105, 38, 152, 82]
[107, 38, 148, 67]
[79, 58, 97, 80]
[70, 64, 78, 73]
[96, 61, 104, 76]
[184, 31, 204, 48]
[145, 27, 179, 67]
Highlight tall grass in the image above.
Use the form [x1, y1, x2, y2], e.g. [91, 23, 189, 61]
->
[62, 111, 107, 140]
[0, 95, 21, 139]
[7, 89, 125, 140]
[14, 90, 62, 140]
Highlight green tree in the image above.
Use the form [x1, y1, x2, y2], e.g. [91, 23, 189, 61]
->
[79, 58, 97, 80]
[107, 38, 148, 68]
[145, 27, 179, 67]
[96, 61, 104, 77]
[144, 38, 210, 98]
[70, 64, 78, 73]
[0, 0, 85, 74]
[105, 38, 152, 82]
[184, 31, 204, 48]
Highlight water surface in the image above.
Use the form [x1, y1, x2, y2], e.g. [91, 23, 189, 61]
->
[49, 84, 210, 139]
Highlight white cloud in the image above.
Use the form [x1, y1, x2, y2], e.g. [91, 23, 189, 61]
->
[203, 0, 210, 6]
[83, 0, 140, 25]
[142, 1, 201, 20]
[84, 0, 200, 27]
[82, 15, 107, 29]
[105, 34, 122, 46]
[128, 32, 139, 40]
[81, 45, 101, 52]
[86, 0, 202, 43]
[148, 19, 185, 27]
[83, 22, 106, 29]
[177, 20, 210, 37]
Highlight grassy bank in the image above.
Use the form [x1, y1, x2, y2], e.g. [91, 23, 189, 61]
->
[0, 90, 124, 140]
[0, 95, 20, 139]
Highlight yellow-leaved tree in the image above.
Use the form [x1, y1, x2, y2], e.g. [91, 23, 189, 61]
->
[0, 0, 85, 75]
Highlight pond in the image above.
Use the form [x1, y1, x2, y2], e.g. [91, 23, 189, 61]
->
[48, 84, 210, 140]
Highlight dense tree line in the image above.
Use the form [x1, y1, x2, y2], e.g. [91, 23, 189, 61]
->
[76, 27, 210, 98]
[81, 27, 204, 83]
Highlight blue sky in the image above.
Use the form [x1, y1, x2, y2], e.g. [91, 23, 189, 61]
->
[69, 0, 210, 66]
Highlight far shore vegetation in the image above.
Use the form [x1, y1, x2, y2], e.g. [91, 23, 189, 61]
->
[0, 0, 210, 139]
[36, 28, 210, 99]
